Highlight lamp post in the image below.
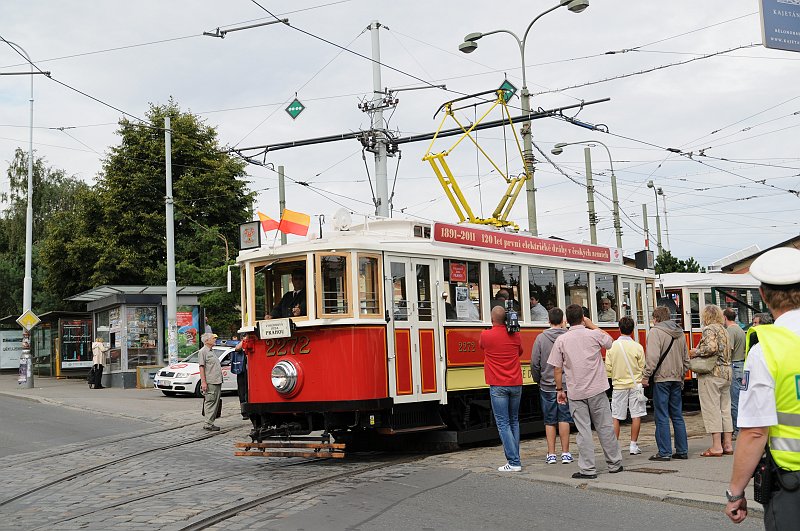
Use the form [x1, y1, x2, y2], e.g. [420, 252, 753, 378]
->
[658, 187, 671, 251]
[551, 140, 622, 249]
[459, 0, 589, 236]
[5, 40, 35, 388]
[647, 180, 663, 255]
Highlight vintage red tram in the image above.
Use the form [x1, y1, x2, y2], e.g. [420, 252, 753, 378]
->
[237, 219, 653, 444]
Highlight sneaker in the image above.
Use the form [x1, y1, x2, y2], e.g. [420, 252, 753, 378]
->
[630, 443, 641, 455]
[202, 425, 220, 432]
[648, 454, 670, 462]
[561, 452, 574, 464]
[545, 454, 557, 465]
[498, 463, 522, 472]
[609, 466, 624, 474]
[671, 453, 689, 460]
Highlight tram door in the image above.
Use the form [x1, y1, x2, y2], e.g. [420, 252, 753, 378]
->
[687, 289, 713, 348]
[386, 257, 442, 404]
[621, 279, 649, 344]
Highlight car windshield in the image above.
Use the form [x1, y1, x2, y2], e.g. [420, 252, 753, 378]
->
[182, 351, 199, 363]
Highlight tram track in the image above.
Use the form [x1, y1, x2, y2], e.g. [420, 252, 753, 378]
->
[0, 425, 240, 508]
[174, 455, 421, 531]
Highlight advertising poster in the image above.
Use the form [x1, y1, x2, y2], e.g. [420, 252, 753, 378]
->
[60, 320, 93, 369]
[0, 330, 23, 369]
[166, 305, 200, 358]
[454, 286, 472, 319]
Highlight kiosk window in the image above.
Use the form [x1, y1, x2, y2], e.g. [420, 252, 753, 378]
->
[317, 254, 350, 317]
[528, 267, 557, 321]
[358, 254, 382, 316]
[443, 259, 481, 321]
[564, 270, 591, 317]
[595, 274, 619, 323]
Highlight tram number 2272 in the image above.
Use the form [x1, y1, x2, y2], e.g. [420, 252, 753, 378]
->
[265, 336, 311, 357]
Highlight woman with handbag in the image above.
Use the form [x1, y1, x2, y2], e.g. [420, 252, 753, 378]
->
[690, 304, 733, 457]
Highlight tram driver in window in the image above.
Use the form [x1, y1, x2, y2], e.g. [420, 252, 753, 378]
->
[598, 298, 617, 322]
[266, 268, 307, 319]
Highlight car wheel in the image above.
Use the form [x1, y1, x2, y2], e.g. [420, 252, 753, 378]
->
[194, 381, 203, 398]
[162, 390, 177, 397]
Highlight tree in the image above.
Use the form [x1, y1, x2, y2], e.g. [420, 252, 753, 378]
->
[0, 149, 88, 317]
[41, 101, 254, 335]
[655, 250, 702, 274]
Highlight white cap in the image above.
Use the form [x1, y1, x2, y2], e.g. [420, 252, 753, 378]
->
[750, 247, 800, 286]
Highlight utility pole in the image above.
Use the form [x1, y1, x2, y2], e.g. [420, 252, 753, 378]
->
[647, 180, 663, 255]
[660, 188, 671, 251]
[642, 203, 650, 250]
[369, 21, 389, 218]
[278, 165, 287, 245]
[584, 147, 597, 244]
[165, 116, 178, 365]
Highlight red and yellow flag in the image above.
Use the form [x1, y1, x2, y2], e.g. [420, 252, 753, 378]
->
[257, 211, 279, 233]
[279, 208, 311, 236]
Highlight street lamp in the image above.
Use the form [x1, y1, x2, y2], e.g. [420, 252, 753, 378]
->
[647, 180, 663, 255]
[551, 140, 622, 249]
[4, 40, 35, 389]
[459, 0, 589, 236]
[658, 186, 670, 251]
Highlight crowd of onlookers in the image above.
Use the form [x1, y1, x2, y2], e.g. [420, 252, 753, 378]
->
[481, 298, 770, 476]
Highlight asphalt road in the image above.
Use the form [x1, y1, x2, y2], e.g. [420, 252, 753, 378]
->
[0, 394, 150, 458]
[265, 467, 764, 531]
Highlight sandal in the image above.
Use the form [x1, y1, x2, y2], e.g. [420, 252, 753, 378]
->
[700, 449, 723, 457]
[723, 449, 734, 455]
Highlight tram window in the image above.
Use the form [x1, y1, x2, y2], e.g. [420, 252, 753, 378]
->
[528, 267, 557, 321]
[443, 259, 481, 321]
[690, 293, 701, 328]
[595, 274, 619, 323]
[622, 282, 632, 318]
[564, 270, 591, 317]
[488, 263, 521, 311]
[391, 262, 408, 321]
[417, 264, 433, 322]
[658, 290, 683, 328]
[716, 287, 749, 325]
[358, 254, 382, 317]
[258, 260, 308, 320]
[635, 283, 645, 324]
[316, 253, 351, 317]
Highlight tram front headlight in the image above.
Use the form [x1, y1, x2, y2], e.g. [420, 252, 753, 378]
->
[271, 360, 298, 395]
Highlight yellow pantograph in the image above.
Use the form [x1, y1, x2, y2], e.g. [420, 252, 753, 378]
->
[422, 90, 529, 230]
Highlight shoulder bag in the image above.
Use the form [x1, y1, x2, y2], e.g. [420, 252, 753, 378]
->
[619, 342, 647, 407]
[689, 353, 717, 374]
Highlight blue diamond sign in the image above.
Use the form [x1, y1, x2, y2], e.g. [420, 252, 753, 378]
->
[285, 99, 306, 119]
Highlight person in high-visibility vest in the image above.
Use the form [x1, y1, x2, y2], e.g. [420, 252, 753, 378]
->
[726, 247, 800, 529]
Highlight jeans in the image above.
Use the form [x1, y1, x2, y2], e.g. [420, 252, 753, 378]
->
[490, 385, 522, 467]
[653, 381, 688, 456]
[730, 361, 744, 434]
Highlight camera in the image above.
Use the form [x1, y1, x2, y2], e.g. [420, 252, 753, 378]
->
[505, 300, 520, 333]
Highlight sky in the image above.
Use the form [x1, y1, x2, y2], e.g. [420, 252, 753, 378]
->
[1, 0, 799, 266]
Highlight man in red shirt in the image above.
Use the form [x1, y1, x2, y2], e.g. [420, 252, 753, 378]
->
[480, 306, 524, 472]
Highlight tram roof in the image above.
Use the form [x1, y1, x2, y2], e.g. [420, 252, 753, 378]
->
[658, 272, 759, 289]
[238, 219, 651, 277]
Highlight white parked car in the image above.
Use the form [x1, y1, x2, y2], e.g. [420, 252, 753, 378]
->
[153, 344, 238, 397]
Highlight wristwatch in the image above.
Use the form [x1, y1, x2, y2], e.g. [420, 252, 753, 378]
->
[555, 387, 563, 391]
[725, 489, 745, 502]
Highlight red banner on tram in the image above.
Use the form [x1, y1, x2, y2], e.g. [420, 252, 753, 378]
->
[433, 222, 622, 264]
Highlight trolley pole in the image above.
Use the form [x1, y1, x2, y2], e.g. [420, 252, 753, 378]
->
[369, 21, 390, 218]
[278, 165, 287, 245]
[584, 147, 597, 244]
[165, 116, 178, 365]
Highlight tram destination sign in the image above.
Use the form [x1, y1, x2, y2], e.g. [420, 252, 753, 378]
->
[433, 223, 623, 264]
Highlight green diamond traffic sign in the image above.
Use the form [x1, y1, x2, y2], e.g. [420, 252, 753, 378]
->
[499, 80, 517, 103]
[16, 309, 40, 331]
[285, 99, 306, 120]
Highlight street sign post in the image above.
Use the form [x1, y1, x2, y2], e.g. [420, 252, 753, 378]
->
[498, 80, 517, 103]
[16, 309, 40, 331]
[16, 310, 39, 388]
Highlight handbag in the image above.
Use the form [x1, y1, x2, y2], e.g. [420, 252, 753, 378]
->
[689, 354, 717, 375]
[619, 342, 647, 407]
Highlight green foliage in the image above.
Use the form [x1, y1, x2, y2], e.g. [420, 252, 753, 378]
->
[655, 250, 702, 274]
[0, 149, 89, 317]
[40, 100, 253, 333]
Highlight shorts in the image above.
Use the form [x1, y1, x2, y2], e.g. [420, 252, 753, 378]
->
[540, 389, 573, 425]
[611, 388, 647, 420]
